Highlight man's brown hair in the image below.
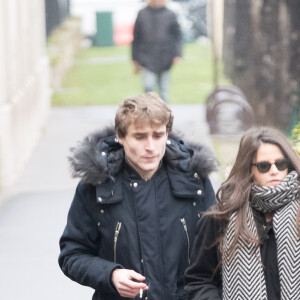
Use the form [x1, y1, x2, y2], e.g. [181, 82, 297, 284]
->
[115, 92, 174, 138]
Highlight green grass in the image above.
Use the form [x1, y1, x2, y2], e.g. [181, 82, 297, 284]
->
[52, 42, 229, 105]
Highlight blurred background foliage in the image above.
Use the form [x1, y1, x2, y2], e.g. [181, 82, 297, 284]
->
[291, 123, 300, 156]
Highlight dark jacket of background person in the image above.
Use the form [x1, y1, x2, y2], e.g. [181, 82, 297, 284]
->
[132, 5, 182, 74]
[59, 127, 217, 300]
[184, 210, 281, 300]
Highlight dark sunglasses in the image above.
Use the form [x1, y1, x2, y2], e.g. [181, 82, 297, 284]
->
[251, 158, 289, 173]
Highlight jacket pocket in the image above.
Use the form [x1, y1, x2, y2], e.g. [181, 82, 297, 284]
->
[180, 218, 190, 265]
[114, 221, 122, 263]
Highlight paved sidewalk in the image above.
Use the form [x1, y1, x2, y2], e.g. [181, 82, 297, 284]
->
[0, 105, 222, 300]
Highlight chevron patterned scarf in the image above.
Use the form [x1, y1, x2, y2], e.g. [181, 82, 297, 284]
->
[222, 171, 300, 300]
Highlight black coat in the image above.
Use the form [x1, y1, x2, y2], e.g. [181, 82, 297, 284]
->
[59, 127, 218, 300]
[184, 210, 280, 300]
[132, 5, 182, 73]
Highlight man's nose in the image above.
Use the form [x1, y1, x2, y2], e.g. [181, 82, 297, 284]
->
[145, 138, 155, 150]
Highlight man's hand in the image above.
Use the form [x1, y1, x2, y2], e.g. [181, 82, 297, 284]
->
[112, 269, 148, 298]
[132, 61, 141, 74]
[172, 57, 181, 65]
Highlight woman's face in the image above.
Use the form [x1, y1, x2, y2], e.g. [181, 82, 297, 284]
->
[252, 143, 288, 186]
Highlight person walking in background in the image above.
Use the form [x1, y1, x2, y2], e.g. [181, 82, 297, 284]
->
[185, 127, 300, 300]
[59, 92, 217, 300]
[131, 0, 182, 102]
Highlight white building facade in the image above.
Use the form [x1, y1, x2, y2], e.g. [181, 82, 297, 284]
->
[70, 0, 144, 37]
[0, 0, 51, 188]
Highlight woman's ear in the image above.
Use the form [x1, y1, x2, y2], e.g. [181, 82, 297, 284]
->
[251, 174, 257, 185]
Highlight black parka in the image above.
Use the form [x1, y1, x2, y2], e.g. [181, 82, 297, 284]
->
[132, 5, 182, 74]
[59, 128, 218, 300]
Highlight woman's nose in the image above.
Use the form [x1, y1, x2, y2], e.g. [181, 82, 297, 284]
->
[269, 163, 279, 174]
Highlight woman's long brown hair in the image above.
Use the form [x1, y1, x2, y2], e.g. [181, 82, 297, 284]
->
[208, 126, 300, 259]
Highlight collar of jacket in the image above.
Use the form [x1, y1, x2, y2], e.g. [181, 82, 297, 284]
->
[148, 5, 166, 11]
[69, 126, 218, 202]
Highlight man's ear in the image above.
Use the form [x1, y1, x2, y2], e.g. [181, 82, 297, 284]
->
[116, 135, 123, 145]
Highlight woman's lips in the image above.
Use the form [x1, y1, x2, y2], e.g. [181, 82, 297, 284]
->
[269, 179, 281, 185]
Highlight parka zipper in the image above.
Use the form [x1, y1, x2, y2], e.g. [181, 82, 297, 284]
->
[180, 218, 190, 264]
[114, 221, 122, 263]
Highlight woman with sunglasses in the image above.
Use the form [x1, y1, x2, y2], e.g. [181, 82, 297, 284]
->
[185, 126, 300, 300]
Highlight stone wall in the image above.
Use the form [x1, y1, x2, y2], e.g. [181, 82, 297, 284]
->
[48, 17, 82, 91]
[0, 0, 51, 188]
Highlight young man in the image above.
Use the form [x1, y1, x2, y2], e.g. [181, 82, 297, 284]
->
[131, 0, 182, 102]
[59, 92, 217, 300]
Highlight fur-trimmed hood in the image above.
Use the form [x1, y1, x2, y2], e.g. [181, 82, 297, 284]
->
[69, 126, 218, 186]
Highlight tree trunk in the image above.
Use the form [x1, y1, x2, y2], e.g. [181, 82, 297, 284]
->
[223, 0, 299, 131]
[286, 0, 300, 130]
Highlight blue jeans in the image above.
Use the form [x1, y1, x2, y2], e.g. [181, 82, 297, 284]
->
[141, 68, 170, 102]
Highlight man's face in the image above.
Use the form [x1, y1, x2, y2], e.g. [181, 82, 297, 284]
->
[149, 0, 166, 7]
[118, 122, 168, 180]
